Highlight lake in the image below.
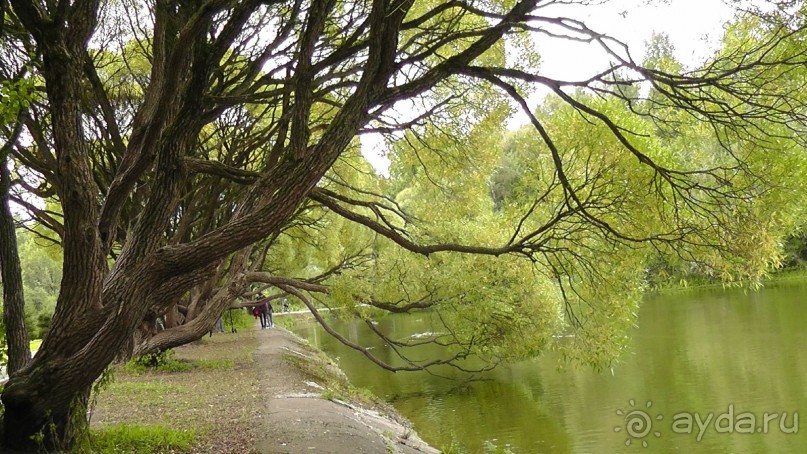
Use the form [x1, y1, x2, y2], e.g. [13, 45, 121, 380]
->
[291, 279, 807, 453]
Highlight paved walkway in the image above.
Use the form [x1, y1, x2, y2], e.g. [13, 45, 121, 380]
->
[254, 328, 438, 454]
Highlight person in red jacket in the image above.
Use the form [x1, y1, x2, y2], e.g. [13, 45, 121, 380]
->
[252, 305, 264, 328]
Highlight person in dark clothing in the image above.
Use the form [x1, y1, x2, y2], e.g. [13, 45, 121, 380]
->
[253, 305, 265, 328]
[254, 297, 273, 329]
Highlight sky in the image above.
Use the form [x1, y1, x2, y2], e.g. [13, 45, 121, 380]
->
[532, 0, 736, 81]
[362, 0, 738, 174]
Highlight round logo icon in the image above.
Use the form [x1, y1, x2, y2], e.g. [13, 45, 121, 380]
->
[614, 399, 663, 447]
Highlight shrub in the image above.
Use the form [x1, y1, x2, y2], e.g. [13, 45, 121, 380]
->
[125, 349, 193, 374]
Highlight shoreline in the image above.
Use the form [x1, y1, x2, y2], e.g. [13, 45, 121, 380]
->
[254, 326, 439, 453]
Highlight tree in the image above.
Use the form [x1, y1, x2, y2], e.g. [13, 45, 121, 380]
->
[0, 0, 805, 450]
[0, 34, 35, 377]
[1, 135, 31, 377]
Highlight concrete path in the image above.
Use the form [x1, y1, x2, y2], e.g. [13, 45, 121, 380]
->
[253, 328, 438, 454]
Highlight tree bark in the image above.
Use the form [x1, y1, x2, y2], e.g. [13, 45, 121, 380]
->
[0, 154, 31, 376]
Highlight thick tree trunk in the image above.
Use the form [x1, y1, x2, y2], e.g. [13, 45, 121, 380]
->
[2, 370, 91, 451]
[0, 266, 158, 451]
[0, 21, 111, 446]
[0, 155, 31, 375]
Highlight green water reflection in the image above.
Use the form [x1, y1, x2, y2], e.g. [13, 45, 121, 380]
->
[292, 280, 807, 452]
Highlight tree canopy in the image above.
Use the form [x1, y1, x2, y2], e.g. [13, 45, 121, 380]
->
[1, 0, 806, 450]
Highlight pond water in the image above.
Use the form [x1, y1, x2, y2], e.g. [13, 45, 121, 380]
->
[292, 279, 807, 453]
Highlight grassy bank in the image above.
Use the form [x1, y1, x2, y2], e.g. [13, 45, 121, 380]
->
[651, 266, 807, 295]
[88, 330, 261, 453]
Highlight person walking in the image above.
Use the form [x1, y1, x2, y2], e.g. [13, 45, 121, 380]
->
[263, 300, 274, 328]
[253, 305, 265, 329]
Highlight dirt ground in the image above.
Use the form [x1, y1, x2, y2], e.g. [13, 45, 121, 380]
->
[92, 330, 263, 453]
[92, 324, 438, 453]
[254, 327, 438, 454]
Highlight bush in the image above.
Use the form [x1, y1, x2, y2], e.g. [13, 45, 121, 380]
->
[125, 349, 194, 374]
[35, 313, 52, 340]
[133, 349, 175, 368]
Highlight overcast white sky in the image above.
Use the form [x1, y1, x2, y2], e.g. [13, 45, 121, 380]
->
[362, 0, 738, 174]
[533, 0, 736, 80]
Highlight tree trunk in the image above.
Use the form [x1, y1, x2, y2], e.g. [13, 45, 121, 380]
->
[0, 266, 158, 451]
[0, 155, 31, 375]
[164, 302, 182, 329]
[135, 249, 251, 356]
[2, 355, 93, 451]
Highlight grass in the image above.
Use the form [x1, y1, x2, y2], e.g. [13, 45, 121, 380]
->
[272, 313, 301, 331]
[90, 330, 261, 453]
[123, 345, 237, 375]
[123, 359, 194, 374]
[281, 346, 386, 413]
[195, 358, 236, 369]
[88, 424, 195, 453]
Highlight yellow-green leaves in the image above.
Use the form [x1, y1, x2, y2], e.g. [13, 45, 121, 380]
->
[0, 76, 37, 125]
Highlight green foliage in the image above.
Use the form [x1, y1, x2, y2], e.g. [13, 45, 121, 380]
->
[782, 233, 807, 268]
[124, 349, 193, 374]
[273, 314, 300, 331]
[0, 0, 805, 402]
[0, 229, 63, 338]
[0, 228, 61, 368]
[34, 313, 52, 339]
[132, 348, 175, 368]
[0, 341, 6, 373]
[226, 308, 254, 331]
[288, 21, 807, 371]
[0, 75, 37, 125]
[86, 425, 195, 454]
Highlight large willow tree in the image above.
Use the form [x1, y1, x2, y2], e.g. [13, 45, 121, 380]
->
[0, 0, 806, 450]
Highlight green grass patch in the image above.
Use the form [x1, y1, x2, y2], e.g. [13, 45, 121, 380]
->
[106, 381, 179, 394]
[100, 381, 180, 407]
[154, 359, 195, 373]
[88, 424, 194, 453]
[123, 359, 194, 374]
[194, 358, 235, 370]
[273, 315, 299, 331]
[123, 355, 235, 374]
[91, 330, 261, 452]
